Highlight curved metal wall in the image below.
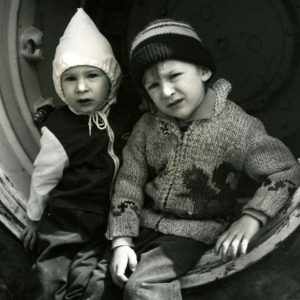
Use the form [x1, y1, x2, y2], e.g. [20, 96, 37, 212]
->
[0, 0, 39, 196]
[0, 0, 80, 196]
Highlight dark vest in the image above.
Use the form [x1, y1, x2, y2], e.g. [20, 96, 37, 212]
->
[45, 106, 127, 214]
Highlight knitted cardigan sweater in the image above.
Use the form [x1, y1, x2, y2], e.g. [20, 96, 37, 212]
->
[106, 79, 300, 245]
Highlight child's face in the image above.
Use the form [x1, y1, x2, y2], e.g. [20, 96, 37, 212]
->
[143, 60, 211, 121]
[61, 66, 110, 114]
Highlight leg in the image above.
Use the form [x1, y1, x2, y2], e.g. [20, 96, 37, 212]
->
[27, 236, 82, 300]
[27, 208, 105, 300]
[124, 228, 208, 300]
[27, 208, 82, 300]
[82, 248, 122, 300]
[64, 212, 108, 300]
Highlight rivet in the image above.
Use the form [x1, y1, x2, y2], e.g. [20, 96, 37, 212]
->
[215, 37, 229, 50]
[199, 6, 214, 21]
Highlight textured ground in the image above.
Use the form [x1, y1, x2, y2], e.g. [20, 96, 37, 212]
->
[0, 225, 33, 300]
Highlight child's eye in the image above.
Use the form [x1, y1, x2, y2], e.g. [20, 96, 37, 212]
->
[63, 76, 76, 82]
[146, 83, 159, 91]
[88, 73, 99, 79]
[169, 72, 182, 79]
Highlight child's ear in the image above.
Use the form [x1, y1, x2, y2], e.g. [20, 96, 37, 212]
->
[200, 66, 212, 82]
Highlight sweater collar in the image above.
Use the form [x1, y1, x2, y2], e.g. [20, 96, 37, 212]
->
[211, 78, 232, 117]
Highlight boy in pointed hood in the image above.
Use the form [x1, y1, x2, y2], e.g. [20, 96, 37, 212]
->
[21, 8, 124, 299]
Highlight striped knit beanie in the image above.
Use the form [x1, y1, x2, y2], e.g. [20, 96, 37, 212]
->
[130, 18, 216, 87]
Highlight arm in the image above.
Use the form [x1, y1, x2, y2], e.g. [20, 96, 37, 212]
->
[216, 118, 300, 259]
[242, 119, 300, 218]
[22, 127, 68, 250]
[106, 115, 151, 284]
[26, 127, 69, 221]
[106, 114, 150, 240]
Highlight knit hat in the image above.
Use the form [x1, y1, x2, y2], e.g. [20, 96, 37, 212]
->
[53, 8, 121, 106]
[130, 18, 216, 87]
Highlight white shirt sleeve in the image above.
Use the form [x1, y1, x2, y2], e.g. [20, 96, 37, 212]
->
[26, 127, 69, 221]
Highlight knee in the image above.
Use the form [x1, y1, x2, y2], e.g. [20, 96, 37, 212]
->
[28, 264, 59, 298]
[83, 270, 121, 300]
[124, 276, 144, 298]
[83, 272, 105, 299]
[124, 276, 182, 300]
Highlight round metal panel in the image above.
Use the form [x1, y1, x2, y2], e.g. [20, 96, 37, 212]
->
[168, 0, 294, 111]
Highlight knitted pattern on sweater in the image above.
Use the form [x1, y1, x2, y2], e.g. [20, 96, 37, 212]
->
[107, 79, 300, 245]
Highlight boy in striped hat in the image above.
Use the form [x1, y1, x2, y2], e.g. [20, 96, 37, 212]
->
[85, 18, 300, 300]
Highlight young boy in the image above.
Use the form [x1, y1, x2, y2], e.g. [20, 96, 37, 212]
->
[21, 8, 126, 300]
[85, 19, 300, 300]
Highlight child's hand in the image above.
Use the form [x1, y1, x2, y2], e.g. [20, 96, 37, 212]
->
[215, 215, 260, 260]
[110, 245, 137, 288]
[21, 219, 38, 251]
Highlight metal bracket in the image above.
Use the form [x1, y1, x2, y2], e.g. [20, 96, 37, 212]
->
[20, 26, 43, 63]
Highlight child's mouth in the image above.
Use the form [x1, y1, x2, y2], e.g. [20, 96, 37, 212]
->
[77, 98, 93, 104]
[168, 99, 183, 108]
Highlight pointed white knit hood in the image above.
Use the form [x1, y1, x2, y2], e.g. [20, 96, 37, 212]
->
[52, 8, 121, 107]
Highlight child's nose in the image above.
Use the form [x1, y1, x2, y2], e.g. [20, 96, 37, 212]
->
[76, 78, 88, 93]
[161, 82, 175, 98]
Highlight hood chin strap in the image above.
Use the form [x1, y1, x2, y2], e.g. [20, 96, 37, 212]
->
[68, 96, 116, 136]
[87, 97, 115, 136]
[88, 110, 108, 136]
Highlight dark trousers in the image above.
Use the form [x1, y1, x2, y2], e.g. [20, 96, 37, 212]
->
[83, 228, 208, 300]
[26, 207, 108, 300]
